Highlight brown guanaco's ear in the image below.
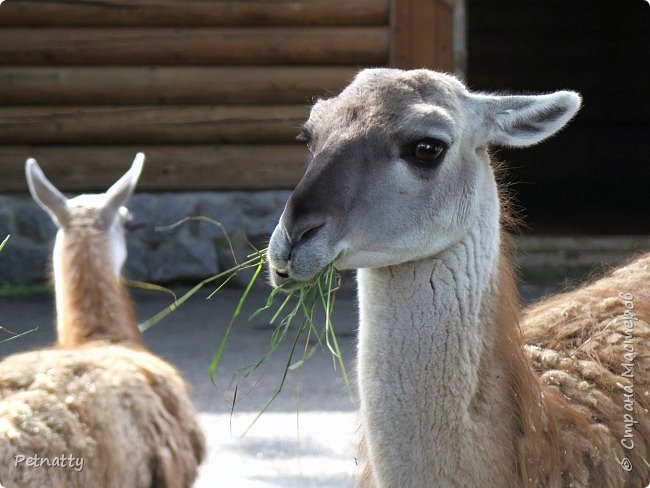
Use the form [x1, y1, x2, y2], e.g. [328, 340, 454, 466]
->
[25, 158, 70, 228]
[475, 90, 582, 147]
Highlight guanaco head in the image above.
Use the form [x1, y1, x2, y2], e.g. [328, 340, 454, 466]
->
[268, 69, 581, 285]
[25, 153, 145, 280]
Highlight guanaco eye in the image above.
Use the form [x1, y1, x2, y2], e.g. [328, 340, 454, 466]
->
[413, 139, 446, 164]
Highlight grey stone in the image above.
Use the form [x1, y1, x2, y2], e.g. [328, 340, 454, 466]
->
[15, 201, 56, 242]
[245, 214, 282, 241]
[245, 191, 289, 239]
[0, 191, 290, 286]
[129, 193, 197, 246]
[124, 239, 149, 281]
[128, 194, 159, 230]
[0, 237, 50, 285]
[149, 234, 219, 283]
[153, 193, 201, 229]
[0, 196, 15, 240]
[194, 192, 245, 241]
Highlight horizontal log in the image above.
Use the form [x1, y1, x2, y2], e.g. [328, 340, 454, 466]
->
[0, 145, 309, 192]
[0, 28, 388, 66]
[0, 106, 310, 144]
[0, 0, 389, 27]
[0, 67, 360, 105]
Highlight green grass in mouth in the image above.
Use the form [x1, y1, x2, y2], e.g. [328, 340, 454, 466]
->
[137, 219, 353, 432]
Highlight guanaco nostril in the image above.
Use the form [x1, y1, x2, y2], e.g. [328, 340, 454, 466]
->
[294, 222, 325, 244]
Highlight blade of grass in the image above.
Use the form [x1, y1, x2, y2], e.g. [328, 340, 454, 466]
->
[298, 282, 325, 349]
[228, 291, 304, 413]
[233, 293, 300, 390]
[294, 322, 315, 477]
[124, 279, 177, 303]
[206, 272, 237, 300]
[326, 318, 354, 401]
[138, 254, 264, 333]
[300, 300, 324, 349]
[269, 291, 296, 324]
[0, 326, 38, 345]
[289, 345, 316, 371]
[317, 266, 340, 358]
[209, 262, 263, 389]
[142, 226, 353, 419]
[207, 260, 266, 300]
[317, 266, 353, 400]
[241, 320, 307, 436]
[0, 235, 9, 253]
[249, 284, 287, 320]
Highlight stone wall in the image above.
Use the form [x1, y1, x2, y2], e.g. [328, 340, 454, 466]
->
[0, 191, 290, 285]
[1, 191, 648, 287]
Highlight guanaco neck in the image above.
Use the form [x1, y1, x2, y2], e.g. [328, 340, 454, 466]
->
[53, 222, 141, 348]
[356, 185, 547, 486]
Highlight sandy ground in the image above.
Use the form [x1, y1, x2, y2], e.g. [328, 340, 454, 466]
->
[0, 286, 361, 487]
[0, 283, 549, 487]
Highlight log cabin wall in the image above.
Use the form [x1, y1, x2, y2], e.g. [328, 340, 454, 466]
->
[1, 0, 643, 234]
[0, 0, 390, 191]
[0, 0, 460, 192]
[0, 0, 459, 192]
[0, 0, 461, 285]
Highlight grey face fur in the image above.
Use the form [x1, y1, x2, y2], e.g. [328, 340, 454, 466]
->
[268, 68, 581, 284]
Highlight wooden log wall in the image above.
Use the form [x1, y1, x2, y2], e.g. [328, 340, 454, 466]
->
[0, 0, 457, 192]
[390, 0, 454, 71]
[0, 0, 383, 191]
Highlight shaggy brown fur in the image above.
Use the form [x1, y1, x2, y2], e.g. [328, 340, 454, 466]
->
[56, 206, 140, 347]
[0, 345, 205, 488]
[521, 252, 650, 487]
[0, 206, 205, 488]
[359, 250, 649, 487]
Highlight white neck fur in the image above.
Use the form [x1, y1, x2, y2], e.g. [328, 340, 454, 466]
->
[356, 182, 510, 486]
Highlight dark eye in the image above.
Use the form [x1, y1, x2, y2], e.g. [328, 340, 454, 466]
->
[413, 138, 446, 164]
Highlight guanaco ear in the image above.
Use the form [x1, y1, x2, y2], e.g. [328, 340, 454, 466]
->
[25, 158, 70, 228]
[102, 152, 144, 222]
[478, 91, 581, 147]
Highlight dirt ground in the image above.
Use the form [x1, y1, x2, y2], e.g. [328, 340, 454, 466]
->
[0, 283, 549, 487]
